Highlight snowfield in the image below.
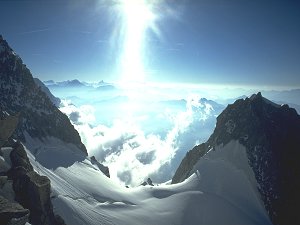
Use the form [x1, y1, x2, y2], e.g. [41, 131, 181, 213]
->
[24, 139, 272, 225]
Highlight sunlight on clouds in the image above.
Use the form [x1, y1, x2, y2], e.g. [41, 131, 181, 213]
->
[60, 100, 95, 124]
[59, 94, 220, 186]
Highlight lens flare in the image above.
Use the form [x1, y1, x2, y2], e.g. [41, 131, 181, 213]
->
[117, 0, 158, 83]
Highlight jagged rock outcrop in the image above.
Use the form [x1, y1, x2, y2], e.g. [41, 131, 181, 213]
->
[0, 117, 65, 225]
[140, 178, 154, 186]
[8, 142, 65, 225]
[0, 35, 87, 155]
[9, 142, 33, 172]
[146, 178, 153, 186]
[172, 143, 206, 184]
[0, 115, 19, 148]
[0, 177, 15, 211]
[172, 92, 300, 225]
[90, 156, 110, 178]
[13, 170, 53, 225]
[0, 115, 20, 175]
[0, 196, 29, 225]
[0, 116, 28, 225]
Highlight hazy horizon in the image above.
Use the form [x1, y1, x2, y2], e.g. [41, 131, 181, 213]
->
[43, 79, 300, 186]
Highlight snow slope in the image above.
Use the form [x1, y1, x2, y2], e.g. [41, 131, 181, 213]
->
[24, 139, 272, 225]
[190, 140, 270, 224]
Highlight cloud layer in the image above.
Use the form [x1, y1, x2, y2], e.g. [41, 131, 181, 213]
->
[60, 95, 222, 186]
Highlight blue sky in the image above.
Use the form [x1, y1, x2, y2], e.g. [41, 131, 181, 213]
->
[0, 0, 299, 87]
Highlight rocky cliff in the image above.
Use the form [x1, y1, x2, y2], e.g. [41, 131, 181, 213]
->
[0, 114, 19, 148]
[172, 92, 300, 225]
[0, 35, 86, 155]
[0, 115, 66, 225]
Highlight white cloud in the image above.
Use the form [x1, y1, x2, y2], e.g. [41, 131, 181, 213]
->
[60, 100, 95, 125]
[59, 95, 219, 186]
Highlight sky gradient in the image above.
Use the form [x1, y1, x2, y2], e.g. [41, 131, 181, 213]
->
[0, 0, 299, 87]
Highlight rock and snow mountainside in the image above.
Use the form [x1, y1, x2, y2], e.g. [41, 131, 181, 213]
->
[33, 78, 61, 107]
[3, 89, 268, 225]
[24, 142, 271, 225]
[0, 35, 275, 225]
[0, 116, 65, 225]
[0, 35, 87, 161]
[173, 92, 300, 225]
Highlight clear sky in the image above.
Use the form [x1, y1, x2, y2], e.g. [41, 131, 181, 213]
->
[0, 0, 299, 87]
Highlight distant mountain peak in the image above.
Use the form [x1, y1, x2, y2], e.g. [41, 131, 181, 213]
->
[250, 91, 262, 99]
[68, 79, 81, 83]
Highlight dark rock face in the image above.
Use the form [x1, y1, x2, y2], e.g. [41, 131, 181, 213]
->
[146, 178, 153, 186]
[0, 115, 19, 148]
[13, 171, 54, 225]
[172, 92, 300, 225]
[55, 214, 67, 225]
[140, 178, 154, 186]
[0, 176, 15, 203]
[140, 181, 147, 186]
[90, 156, 110, 178]
[8, 142, 64, 225]
[0, 109, 65, 225]
[172, 143, 206, 184]
[0, 196, 29, 225]
[0, 35, 87, 155]
[10, 142, 33, 172]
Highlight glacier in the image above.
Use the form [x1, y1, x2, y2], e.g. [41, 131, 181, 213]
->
[22, 139, 271, 225]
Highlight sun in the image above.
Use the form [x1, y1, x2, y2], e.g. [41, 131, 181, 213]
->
[117, 0, 158, 84]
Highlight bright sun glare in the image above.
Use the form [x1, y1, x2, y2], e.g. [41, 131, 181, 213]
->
[118, 0, 158, 83]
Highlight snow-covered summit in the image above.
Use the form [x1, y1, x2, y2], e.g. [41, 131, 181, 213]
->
[47, 79, 86, 88]
[173, 92, 300, 225]
[44, 79, 114, 89]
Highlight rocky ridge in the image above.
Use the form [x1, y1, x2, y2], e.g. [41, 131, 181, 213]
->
[0, 195, 29, 225]
[90, 156, 110, 178]
[0, 116, 66, 225]
[0, 35, 87, 155]
[172, 92, 300, 225]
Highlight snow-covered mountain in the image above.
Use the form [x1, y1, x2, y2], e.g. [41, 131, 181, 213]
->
[0, 35, 111, 225]
[46, 79, 86, 88]
[44, 79, 114, 90]
[0, 35, 87, 164]
[3, 34, 299, 225]
[1, 34, 274, 225]
[0, 115, 66, 225]
[21, 94, 273, 225]
[173, 92, 300, 225]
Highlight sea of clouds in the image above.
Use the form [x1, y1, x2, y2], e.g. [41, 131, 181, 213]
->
[59, 92, 223, 186]
[48, 81, 300, 186]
